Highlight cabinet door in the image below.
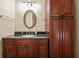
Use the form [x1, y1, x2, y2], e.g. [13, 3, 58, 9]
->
[15, 44, 36, 58]
[50, 17, 61, 57]
[50, 0, 73, 16]
[38, 39, 48, 58]
[62, 17, 73, 57]
[60, 0, 73, 16]
[2, 39, 16, 58]
[50, 0, 60, 16]
[15, 39, 37, 58]
[3, 46, 16, 58]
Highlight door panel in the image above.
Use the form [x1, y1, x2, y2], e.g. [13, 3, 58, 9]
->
[15, 39, 36, 58]
[62, 17, 73, 57]
[2, 39, 16, 58]
[50, 17, 61, 57]
[50, 17, 73, 57]
[3, 46, 16, 58]
[50, 0, 60, 16]
[50, 0, 73, 16]
[15, 44, 36, 58]
[39, 40, 48, 58]
[60, 0, 73, 16]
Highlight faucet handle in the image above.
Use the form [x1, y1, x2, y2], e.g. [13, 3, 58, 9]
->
[35, 29, 37, 35]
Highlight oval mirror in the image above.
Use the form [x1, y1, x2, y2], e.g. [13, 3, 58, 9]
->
[23, 10, 37, 29]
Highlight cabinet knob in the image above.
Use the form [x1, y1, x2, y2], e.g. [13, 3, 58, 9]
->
[60, 14, 66, 19]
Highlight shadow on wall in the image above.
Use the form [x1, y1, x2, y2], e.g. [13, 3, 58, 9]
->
[74, 0, 79, 58]
[0, 18, 15, 37]
[0, 36, 1, 58]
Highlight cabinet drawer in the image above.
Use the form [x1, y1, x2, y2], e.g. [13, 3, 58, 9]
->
[15, 39, 36, 44]
[2, 39, 15, 46]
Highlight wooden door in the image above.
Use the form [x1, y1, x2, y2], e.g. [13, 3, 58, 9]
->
[49, 17, 73, 57]
[62, 17, 73, 57]
[15, 39, 37, 58]
[49, 0, 74, 57]
[60, 1, 74, 57]
[15, 44, 37, 58]
[50, 17, 61, 57]
[60, 0, 73, 16]
[50, 0, 73, 16]
[50, 0, 60, 16]
[2, 39, 16, 58]
[38, 39, 49, 58]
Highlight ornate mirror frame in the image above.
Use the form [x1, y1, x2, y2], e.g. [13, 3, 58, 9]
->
[23, 10, 37, 29]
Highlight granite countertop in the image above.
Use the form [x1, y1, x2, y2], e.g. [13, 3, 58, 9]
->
[3, 35, 48, 39]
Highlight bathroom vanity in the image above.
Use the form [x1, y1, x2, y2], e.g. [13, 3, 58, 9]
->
[2, 0, 74, 58]
[2, 35, 49, 58]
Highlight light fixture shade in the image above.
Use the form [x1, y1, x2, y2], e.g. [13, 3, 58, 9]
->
[22, 0, 36, 3]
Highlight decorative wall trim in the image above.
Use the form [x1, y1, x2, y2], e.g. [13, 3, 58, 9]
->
[0, 15, 15, 21]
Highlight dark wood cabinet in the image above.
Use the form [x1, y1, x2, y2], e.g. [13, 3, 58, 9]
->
[50, 0, 73, 16]
[62, 18, 73, 57]
[2, 38, 49, 58]
[49, 0, 74, 57]
[49, 17, 73, 58]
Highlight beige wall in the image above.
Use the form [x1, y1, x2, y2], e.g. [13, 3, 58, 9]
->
[15, 0, 45, 32]
[0, 0, 15, 37]
[0, 0, 15, 57]
[74, 0, 79, 58]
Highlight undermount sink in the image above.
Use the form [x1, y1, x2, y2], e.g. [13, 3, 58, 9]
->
[14, 32, 46, 38]
[22, 35, 35, 37]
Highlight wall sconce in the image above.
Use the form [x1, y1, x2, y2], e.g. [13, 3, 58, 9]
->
[19, 0, 40, 13]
